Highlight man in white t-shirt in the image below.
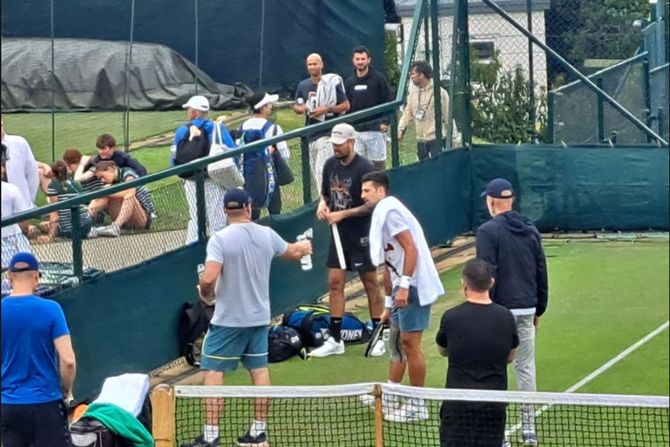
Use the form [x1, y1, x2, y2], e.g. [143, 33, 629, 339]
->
[361, 171, 445, 423]
[1, 145, 33, 293]
[1, 119, 39, 207]
[184, 188, 312, 447]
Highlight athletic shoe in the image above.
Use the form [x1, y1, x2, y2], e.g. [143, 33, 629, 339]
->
[236, 430, 269, 447]
[358, 393, 399, 416]
[522, 432, 538, 446]
[364, 323, 388, 357]
[384, 401, 429, 423]
[308, 338, 345, 358]
[86, 227, 99, 238]
[502, 438, 512, 447]
[96, 224, 120, 237]
[181, 433, 220, 447]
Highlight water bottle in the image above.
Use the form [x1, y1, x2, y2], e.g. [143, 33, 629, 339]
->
[296, 228, 313, 271]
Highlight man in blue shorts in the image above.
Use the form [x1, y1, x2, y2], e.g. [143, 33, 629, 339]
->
[1, 252, 77, 447]
[183, 189, 312, 447]
[361, 172, 445, 422]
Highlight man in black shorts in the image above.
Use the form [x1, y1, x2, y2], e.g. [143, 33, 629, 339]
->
[309, 123, 383, 357]
[435, 259, 518, 447]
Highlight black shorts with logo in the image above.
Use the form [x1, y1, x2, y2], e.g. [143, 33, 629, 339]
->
[326, 231, 376, 272]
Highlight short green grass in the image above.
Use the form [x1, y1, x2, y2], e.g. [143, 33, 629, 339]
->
[174, 240, 669, 446]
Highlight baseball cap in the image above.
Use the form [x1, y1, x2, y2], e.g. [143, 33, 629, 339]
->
[253, 92, 279, 110]
[224, 188, 252, 209]
[182, 95, 210, 112]
[481, 178, 515, 199]
[330, 123, 356, 145]
[8, 252, 40, 272]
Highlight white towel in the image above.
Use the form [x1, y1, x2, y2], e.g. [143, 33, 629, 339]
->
[314, 73, 345, 122]
[370, 196, 445, 306]
[92, 373, 150, 416]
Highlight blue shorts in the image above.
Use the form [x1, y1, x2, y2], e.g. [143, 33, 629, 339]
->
[200, 325, 269, 372]
[391, 286, 431, 332]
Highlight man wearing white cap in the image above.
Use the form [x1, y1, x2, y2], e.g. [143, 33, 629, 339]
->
[239, 91, 291, 220]
[309, 123, 383, 358]
[174, 95, 236, 245]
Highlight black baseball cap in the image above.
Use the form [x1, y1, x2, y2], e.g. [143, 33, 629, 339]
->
[481, 178, 514, 199]
[224, 188, 252, 209]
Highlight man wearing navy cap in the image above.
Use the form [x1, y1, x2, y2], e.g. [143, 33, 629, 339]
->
[476, 178, 548, 447]
[186, 189, 312, 447]
[1, 252, 77, 447]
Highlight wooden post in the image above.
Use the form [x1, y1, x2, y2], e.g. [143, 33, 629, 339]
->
[151, 385, 175, 447]
[373, 383, 384, 447]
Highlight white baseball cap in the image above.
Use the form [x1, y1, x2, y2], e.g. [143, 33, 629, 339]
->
[330, 123, 356, 145]
[182, 95, 210, 112]
[254, 93, 279, 110]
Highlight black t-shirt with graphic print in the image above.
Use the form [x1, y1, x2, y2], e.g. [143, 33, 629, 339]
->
[321, 153, 374, 248]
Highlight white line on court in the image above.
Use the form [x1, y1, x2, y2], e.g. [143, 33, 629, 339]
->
[506, 320, 670, 438]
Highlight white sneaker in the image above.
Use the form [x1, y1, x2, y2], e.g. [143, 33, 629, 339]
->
[358, 394, 376, 407]
[384, 401, 429, 423]
[87, 227, 99, 238]
[97, 224, 120, 238]
[307, 338, 345, 358]
[359, 394, 400, 417]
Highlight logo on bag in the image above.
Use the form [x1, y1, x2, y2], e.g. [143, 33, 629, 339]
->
[341, 329, 363, 341]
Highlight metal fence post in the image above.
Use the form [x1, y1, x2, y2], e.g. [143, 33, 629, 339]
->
[596, 77, 605, 143]
[195, 170, 207, 243]
[657, 107, 665, 139]
[526, 0, 536, 128]
[430, 0, 444, 147]
[454, 0, 472, 146]
[70, 207, 83, 281]
[389, 112, 400, 167]
[546, 91, 555, 143]
[423, 1, 431, 61]
[642, 56, 652, 143]
[300, 137, 312, 204]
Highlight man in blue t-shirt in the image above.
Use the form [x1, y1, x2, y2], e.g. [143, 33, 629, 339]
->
[1, 252, 77, 447]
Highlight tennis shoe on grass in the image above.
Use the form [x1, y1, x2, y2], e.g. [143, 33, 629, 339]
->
[96, 224, 120, 237]
[384, 400, 429, 423]
[522, 432, 538, 446]
[236, 430, 269, 447]
[181, 433, 220, 447]
[308, 338, 345, 357]
[358, 393, 399, 417]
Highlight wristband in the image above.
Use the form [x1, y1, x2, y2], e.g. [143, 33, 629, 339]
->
[384, 295, 393, 309]
[399, 275, 411, 289]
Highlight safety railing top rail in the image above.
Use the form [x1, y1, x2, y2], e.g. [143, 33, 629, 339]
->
[0, 0, 428, 230]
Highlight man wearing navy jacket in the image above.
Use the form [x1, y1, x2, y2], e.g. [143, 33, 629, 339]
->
[476, 178, 548, 447]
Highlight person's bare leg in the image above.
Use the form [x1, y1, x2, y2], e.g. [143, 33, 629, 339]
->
[249, 367, 271, 423]
[88, 197, 109, 220]
[111, 195, 147, 229]
[389, 360, 407, 383]
[328, 268, 347, 318]
[203, 371, 224, 426]
[400, 331, 425, 387]
[359, 270, 383, 320]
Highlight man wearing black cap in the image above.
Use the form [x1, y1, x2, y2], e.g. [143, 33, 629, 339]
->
[186, 189, 312, 447]
[1, 252, 77, 447]
[476, 178, 548, 447]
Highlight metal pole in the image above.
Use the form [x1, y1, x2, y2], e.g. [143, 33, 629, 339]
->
[423, 2, 431, 61]
[70, 207, 83, 280]
[300, 137, 312, 204]
[480, 0, 668, 145]
[454, 0, 472, 145]
[195, 171, 207, 242]
[526, 0, 535, 126]
[596, 78, 605, 143]
[658, 107, 665, 139]
[642, 56, 652, 143]
[258, 0, 266, 89]
[50, 0, 55, 162]
[430, 0, 444, 147]
[194, 0, 200, 93]
[546, 91, 555, 143]
[122, 0, 136, 152]
[389, 113, 401, 167]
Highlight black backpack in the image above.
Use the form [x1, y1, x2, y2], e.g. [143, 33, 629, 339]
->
[177, 300, 214, 366]
[175, 122, 209, 179]
[268, 326, 303, 363]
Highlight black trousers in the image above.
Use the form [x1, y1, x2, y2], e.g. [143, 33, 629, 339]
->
[417, 138, 446, 160]
[440, 401, 507, 447]
[1, 400, 71, 447]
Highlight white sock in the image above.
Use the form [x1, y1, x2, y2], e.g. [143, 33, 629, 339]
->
[249, 420, 266, 437]
[204, 424, 219, 442]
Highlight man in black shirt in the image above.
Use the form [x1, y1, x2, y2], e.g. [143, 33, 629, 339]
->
[436, 259, 518, 447]
[85, 133, 148, 176]
[308, 123, 383, 358]
[344, 46, 392, 171]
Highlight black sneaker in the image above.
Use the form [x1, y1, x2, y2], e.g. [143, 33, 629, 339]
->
[236, 430, 268, 447]
[181, 433, 220, 447]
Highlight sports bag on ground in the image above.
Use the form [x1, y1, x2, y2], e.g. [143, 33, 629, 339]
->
[178, 300, 214, 366]
[268, 326, 303, 363]
[175, 122, 209, 180]
[281, 304, 371, 347]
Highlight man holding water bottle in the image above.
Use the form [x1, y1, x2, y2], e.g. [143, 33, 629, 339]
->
[187, 188, 312, 447]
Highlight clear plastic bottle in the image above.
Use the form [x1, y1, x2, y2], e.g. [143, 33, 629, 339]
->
[296, 228, 313, 271]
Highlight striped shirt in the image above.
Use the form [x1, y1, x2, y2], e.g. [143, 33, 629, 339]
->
[117, 167, 155, 216]
[46, 179, 89, 233]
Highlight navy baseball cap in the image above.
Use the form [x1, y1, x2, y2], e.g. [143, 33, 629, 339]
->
[481, 178, 514, 199]
[224, 188, 252, 209]
[8, 252, 40, 272]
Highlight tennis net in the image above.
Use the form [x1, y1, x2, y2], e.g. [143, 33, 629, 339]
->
[154, 382, 669, 446]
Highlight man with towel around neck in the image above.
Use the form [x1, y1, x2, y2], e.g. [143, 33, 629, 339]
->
[361, 171, 444, 423]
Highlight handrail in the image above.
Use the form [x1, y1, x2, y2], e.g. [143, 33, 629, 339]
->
[2, 0, 428, 229]
[552, 52, 650, 94]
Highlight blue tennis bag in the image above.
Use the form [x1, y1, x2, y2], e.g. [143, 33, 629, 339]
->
[281, 304, 371, 347]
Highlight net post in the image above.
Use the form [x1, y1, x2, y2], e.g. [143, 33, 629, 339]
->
[151, 384, 175, 447]
[373, 383, 384, 447]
